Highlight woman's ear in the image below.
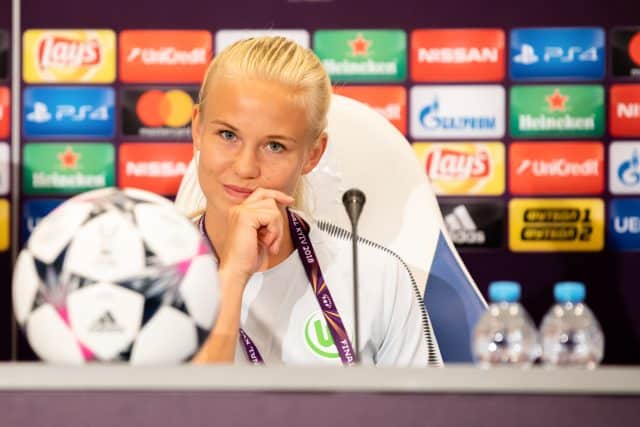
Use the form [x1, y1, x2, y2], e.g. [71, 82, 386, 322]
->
[302, 132, 328, 175]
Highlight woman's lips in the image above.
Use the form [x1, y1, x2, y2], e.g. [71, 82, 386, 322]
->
[223, 184, 254, 199]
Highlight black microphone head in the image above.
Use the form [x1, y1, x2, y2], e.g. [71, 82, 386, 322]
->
[342, 188, 366, 226]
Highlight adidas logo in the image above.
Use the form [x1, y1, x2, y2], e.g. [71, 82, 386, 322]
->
[444, 205, 486, 245]
[89, 310, 124, 333]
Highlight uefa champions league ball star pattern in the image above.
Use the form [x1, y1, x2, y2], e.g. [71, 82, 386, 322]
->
[12, 187, 219, 364]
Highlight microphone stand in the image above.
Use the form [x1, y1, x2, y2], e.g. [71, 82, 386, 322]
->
[342, 189, 365, 364]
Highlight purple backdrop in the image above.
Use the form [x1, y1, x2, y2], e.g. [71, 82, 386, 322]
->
[1, 0, 12, 361]
[8, 0, 640, 363]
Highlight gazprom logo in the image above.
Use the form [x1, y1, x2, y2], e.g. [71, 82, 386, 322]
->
[610, 142, 640, 194]
[419, 96, 496, 131]
[410, 85, 505, 139]
[617, 149, 640, 187]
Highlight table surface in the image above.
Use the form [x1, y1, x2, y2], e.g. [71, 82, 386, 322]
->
[0, 363, 638, 394]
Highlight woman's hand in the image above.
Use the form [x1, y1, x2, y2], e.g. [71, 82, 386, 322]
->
[193, 188, 294, 364]
[218, 188, 294, 286]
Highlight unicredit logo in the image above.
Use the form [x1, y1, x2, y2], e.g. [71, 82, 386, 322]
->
[517, 158, 599, 177]
[37, 35, 101, 69]
[418, 47, 499, 64]
[126, 47, 207, 65]
[125, 161, 187, 177]
[426, 148, 490, 180]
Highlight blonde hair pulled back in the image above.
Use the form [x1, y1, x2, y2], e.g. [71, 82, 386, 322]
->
[196, 36, 331, 212]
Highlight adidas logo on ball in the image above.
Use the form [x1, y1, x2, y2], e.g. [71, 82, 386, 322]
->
[89, 311, 124, 333]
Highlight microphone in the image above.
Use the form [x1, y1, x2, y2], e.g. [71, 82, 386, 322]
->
[343, 189, 366, 227]
[342, 188, 366, 364]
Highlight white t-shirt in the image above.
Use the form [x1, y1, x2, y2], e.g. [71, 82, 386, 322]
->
[231, 219, 442, 367]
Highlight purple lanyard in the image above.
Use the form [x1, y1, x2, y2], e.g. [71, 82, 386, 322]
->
[198, 210, 356, 366]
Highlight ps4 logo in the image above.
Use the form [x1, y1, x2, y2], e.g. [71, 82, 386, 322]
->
[510, 28, 604, 80]
[513, 44, 599, 65]
[26, 102, 110, 123]
[22, 87, 115, 138]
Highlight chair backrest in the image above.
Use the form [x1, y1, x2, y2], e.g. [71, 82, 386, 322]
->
[174, 94, 487, 363]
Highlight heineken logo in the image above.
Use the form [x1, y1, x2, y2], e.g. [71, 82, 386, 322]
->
[349, 33, 371, 56]
[546, 88, 568, 111]
[32, 172, 106, 188]
[58, 145, 80, 169]
[322, 59, 397, 76]
[510, 85, 603, 138]
[520, 88, 594, 131]
[304, 312, 339, 359]
[314, 30, 406, 82]
[23, 143, 114, 195]
[517, 115, 595, 132]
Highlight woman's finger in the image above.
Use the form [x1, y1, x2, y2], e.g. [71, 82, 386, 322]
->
[243, 187, 295, 206]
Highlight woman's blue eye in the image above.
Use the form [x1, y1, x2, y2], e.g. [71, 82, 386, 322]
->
[219, 130, 236, 141]
[267, 142, 285, 153]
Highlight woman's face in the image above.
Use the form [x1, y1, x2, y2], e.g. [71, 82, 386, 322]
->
[192, 76, 326, 214]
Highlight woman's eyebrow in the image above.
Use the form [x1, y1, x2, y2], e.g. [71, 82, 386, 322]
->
[209, 120, 239, 131]
[266, 134, 298, 143]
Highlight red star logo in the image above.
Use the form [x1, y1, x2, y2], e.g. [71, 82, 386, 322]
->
[348, 33, 372, 56]
[58, 146, 80, 170]
[546, 88, 569, 112]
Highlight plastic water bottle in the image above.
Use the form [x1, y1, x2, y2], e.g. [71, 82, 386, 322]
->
[472, 281, 540, 367]
[540, 282, 604, 368]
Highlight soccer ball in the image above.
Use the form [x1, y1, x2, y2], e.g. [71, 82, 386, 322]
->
[12, 187, 219, 364]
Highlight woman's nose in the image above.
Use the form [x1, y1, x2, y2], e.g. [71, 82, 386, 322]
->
[232, 145, 260, 178]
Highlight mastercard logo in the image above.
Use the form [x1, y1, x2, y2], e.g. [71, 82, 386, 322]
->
[629, 33, 640, 66]
[136, 89, 193, 128]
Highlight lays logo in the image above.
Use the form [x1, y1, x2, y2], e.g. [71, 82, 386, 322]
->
[413, 142, 505, 195]
[0, 199, 8, 251]
[426, 147, 490, 180]
[23, 30, 116, 83]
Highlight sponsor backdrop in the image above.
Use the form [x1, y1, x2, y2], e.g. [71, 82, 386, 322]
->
[8, 0, 639, 363]
[0, 0, 11, 361]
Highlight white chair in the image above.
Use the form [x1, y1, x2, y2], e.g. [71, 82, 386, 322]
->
[174, 94, 487, 362]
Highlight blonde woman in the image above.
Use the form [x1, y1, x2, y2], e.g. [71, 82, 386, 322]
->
[190, 36, 441, 366]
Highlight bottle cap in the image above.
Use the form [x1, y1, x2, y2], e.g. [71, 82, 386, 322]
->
[554, 281, 586, 304]
[488, 281, 521, 303]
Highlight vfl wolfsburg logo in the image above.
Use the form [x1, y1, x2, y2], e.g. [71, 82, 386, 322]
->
[304, 311, 339, 359]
